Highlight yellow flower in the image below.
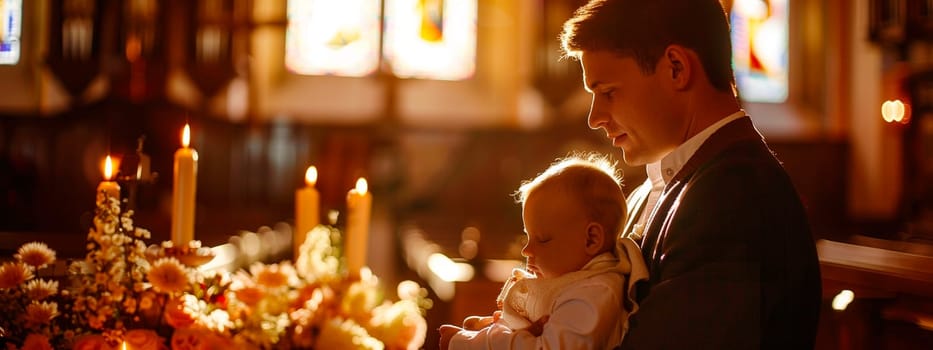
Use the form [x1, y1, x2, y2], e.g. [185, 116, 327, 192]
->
[315, 319, 384, 350]
[367, 300, 427, 350]
[24, 301, 59, 328]
[249, 262, 297, 289]
[15, 242, 56, 269]
[0, 261, 33, 289]
[147, 257, 189, 294]
[234, 285, 266, 307]
[23, 278, 59, 300]
[341, 279, 381, 324]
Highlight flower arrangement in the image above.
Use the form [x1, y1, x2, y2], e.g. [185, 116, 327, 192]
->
[0, 192, 430, 349]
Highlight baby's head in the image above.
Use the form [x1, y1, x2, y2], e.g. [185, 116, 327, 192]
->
[514, 154, 627, 279]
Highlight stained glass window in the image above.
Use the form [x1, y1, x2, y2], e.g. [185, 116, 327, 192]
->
[730, 0, 788, 103]
[286, 0, 382, 77]
[383, 0, 476, 80]
[0, 0, 22, 65]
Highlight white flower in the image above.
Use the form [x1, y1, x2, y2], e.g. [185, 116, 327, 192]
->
[295, 226, 340, 282]
[367, 300, 427, 350]
[22, 279, 58, 300]
[24, 301, 59, 328]
[15, 242, 56, 269]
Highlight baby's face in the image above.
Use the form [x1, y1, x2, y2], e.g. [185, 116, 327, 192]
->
[520, 187, 593, 279]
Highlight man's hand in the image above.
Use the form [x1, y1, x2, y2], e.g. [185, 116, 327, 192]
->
[439, 324, 462, 350]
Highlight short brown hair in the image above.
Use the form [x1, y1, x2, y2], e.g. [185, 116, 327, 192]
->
[561, 0, 735, 92]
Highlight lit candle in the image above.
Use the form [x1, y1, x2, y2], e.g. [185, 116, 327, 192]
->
[122, 341, 127, 350]
[171, 124, 198, 247]
[345, 177, 372, 278]
[294, 166, 320, 260]
[97, 155, 121, 205]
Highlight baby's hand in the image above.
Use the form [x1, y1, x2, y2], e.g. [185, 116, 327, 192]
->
[524, 314, 550, 336]
[439, 324, 462, 350]
[461, 311, 501, 330]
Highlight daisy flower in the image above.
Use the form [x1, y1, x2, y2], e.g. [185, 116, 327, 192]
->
[249, 262, 298, 289]
[0, 261, 34, 289]
[24, 301, 59, 328]
[22, 279, 59, 300]
[147, 258, 189, 294]
[15, 242, 56, 269]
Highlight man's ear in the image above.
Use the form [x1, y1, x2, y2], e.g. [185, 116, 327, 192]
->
[584, 223, 605, 255]
[664, 45, 691, 90]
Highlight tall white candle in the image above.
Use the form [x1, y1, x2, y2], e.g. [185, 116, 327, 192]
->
[294, 166, 320, 260]
[171, 124, 198, 247]
[345, 177, 372, 278]
[97, 155, 120, 205]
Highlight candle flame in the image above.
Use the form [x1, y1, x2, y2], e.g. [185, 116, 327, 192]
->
[182, 124, 191, 148]
[122, 341, 127, 350]
[355, 177, 368, 195]
[305, 166, 318, 186]
[104, 155, 114, 181]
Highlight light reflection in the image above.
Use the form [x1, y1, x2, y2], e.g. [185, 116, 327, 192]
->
[731, 0, 788, 103]
[384, 0, 476, 80]
[831, 289, 855, 311]
[0, 0, 22, 65]
[427, 253, 474, 282]
[286, 0, 381, 76]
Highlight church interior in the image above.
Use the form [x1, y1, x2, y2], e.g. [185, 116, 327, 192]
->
[0, 0, 932, 349]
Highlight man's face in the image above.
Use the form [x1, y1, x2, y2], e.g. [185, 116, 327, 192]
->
[580, 50, 685, 166]
[520, 187, 591, 279]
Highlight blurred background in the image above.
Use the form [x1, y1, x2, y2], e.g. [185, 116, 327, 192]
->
[0, 0, 931, 348]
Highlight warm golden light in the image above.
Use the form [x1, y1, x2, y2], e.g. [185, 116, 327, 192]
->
[122, 341, 127, 350]
[285, 0, 381, 76]
[384, 0, 477, 80]
[428, 253, 475, 282]
[305, 166, 318, 187]
[104, 155, 115, 181]
[182, 124, 191, 148]
[882, 100, 907, 123]
[355, 177, 368, 195]
[832, 289, 855, 311]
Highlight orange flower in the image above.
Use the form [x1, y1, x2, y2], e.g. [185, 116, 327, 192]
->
[20, 333, 53, 350]
[163, 297, 195, 329]
[71, 334, 113, 350]
[15, 242, 56, 269]
[124, 329, 165, 350]
[0, 262, 33, 289]
[24, 301, 59, 328]
[147, 258, 189, 294]
[234, 285, 265, 307]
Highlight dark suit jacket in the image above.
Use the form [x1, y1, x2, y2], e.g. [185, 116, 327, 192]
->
[619, 117, 822, 350]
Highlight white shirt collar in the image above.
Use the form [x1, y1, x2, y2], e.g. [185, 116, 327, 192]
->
[646, 110, 748, 185]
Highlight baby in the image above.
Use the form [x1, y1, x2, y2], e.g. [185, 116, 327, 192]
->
[439, 154, 647, 349]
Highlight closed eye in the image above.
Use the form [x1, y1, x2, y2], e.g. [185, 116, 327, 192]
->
[600, 89, 615, 99]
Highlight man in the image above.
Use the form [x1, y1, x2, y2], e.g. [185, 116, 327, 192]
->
[561, 0, 822, 349]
